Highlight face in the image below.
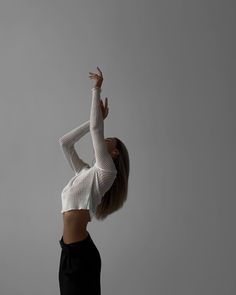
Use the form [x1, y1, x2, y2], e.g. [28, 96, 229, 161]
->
[105, 137, 119, 158]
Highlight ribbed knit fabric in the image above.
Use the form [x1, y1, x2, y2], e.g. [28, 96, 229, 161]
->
[59, 87, 117, 220]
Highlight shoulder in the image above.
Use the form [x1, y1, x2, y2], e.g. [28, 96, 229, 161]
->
[93, 162, 117, 174]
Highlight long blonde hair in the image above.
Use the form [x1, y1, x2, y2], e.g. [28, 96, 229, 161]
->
[95, 137, 130, 220]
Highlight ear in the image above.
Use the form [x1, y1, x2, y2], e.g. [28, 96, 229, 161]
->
[112, 149, 119, 156]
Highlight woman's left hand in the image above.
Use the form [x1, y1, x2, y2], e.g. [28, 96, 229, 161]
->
[89, 66, 103, 88]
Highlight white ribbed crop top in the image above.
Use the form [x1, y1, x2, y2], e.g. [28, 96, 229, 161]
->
[59, 87, 117, 220]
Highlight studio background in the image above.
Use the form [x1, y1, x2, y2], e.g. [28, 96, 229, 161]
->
[0, 0, 235, 294]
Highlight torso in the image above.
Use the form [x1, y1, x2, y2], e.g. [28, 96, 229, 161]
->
[62, 209, 91, 244]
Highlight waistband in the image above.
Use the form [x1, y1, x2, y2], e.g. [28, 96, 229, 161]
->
[59, 231, 92, 250]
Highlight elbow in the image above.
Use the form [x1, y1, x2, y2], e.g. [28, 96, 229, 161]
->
[58, 137, 63, 145]
[58, 137, 69, 146]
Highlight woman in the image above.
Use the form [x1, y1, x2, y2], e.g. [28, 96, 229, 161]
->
[58, 66, 130, 295]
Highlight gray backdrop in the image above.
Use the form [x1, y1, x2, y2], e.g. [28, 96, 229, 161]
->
[0, 0, 235, 294]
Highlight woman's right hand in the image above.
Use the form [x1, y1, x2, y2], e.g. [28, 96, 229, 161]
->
[100, 97, 109, 120]
[89, 66, 103, 88]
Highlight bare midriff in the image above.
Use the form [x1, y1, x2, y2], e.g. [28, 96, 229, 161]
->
[62, 209, 91, 244]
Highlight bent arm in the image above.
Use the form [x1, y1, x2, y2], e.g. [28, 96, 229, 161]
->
[59, 120, 90, 174]
[59, 120, 90, 147]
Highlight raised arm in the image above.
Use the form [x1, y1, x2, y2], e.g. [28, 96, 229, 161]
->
[59, 120, 90, 174]
[90, 87, 116, 172]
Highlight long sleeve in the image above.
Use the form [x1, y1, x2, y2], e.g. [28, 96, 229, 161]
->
[59, 120, 90, 174]
[90, 87, 117, 172]
[59, 120, 90, 147]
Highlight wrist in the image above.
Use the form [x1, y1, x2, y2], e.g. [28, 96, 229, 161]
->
[95, 81, 102, 88]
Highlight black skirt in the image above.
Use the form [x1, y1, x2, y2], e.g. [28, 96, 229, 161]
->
[58, 232, 101, 295]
